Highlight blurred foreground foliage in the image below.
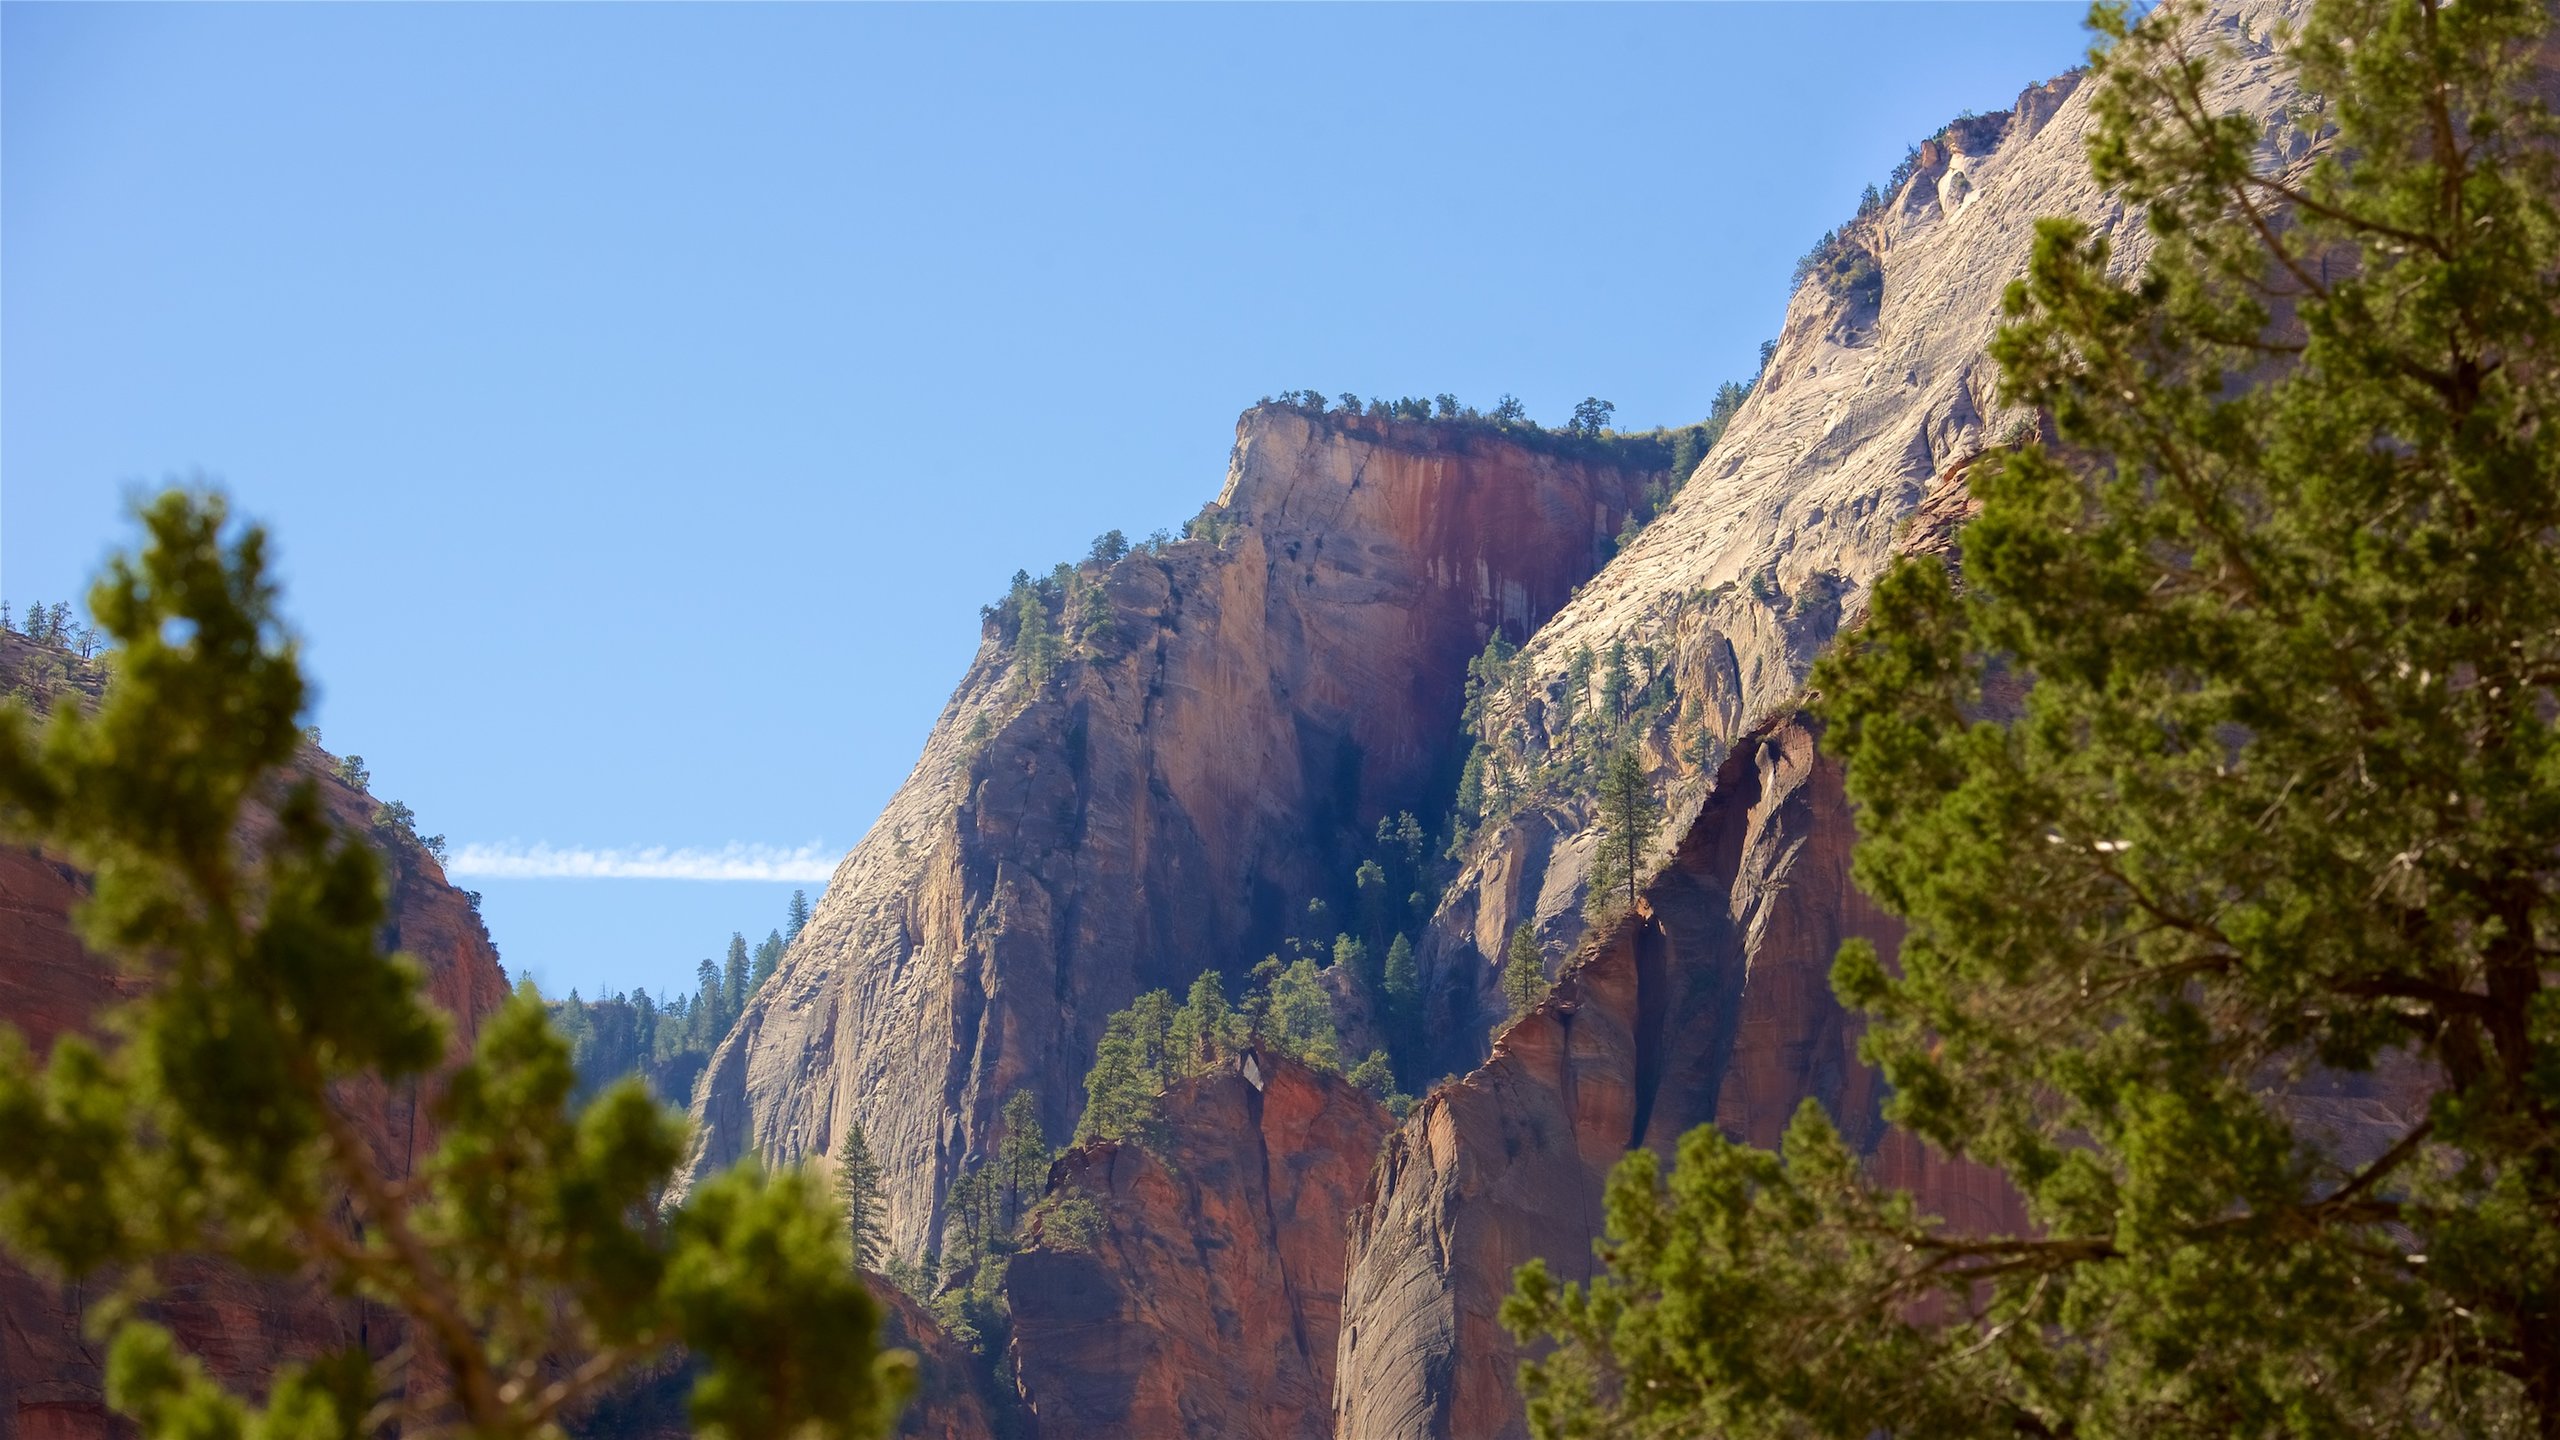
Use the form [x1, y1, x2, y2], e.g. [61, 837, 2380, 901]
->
[0, 489, 911, 1439]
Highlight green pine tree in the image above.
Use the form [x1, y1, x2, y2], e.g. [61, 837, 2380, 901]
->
[1257, 958, 1342, 1072]
[1499, 923, 1546, 1026]
[1010, 575, 1058, 687]
[1345, 1048, 1408, 1114]
[1354, 858, 1391, 945]
[1382, 933, 1420, 1035]
[1074, 990, 1175, 1145]
[0, 491, 910, 1439]
[1508, 0, 2560, 1433]
[996, 1089, 1049, 1230]
[1593, 748, 1657, 913]
[835, 1124, 889, 1273]
[722, 932, 751, 1017]
[1168, 970, 1241, 1075]
[1332, 933, 1373, 995]
[750, 928, 785, 992]
[693, 956, 725, 1044]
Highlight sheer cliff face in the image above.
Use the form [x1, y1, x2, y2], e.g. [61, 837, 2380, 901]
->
[0, 634, 514, 1439]
[1334, 714, 2028, 1440]
[1007, 1055, 1390, 1440]
[1422, 0, 2309, 1071]
[681, 411, 1663, 1258]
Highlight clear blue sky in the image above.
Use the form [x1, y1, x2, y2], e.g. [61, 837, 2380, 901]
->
[4, 2, 2091, 1001]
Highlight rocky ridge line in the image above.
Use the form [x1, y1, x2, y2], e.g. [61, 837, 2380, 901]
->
[1417, 0, 2313, 1079]
[1005, 1052, 1390, 1439]
[680, 412, 1669, 1261]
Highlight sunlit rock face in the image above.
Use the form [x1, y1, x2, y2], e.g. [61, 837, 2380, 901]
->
[1005, 1052, 1390, 1440]
[678, 409, 1668, 1261]
[1419, 0, 2316, 1082]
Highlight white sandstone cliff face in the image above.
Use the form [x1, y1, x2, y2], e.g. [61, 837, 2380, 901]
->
[1419, 0, 2311, 1075]
[678, 411, 1665, 1258]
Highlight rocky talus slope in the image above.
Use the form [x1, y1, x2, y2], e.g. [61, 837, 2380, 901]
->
[0, 636, 515, 1440]
[1420, 0, 2313, 1075]
[680, 412, 1667, 1259]
[1006, 1054, 1390, 1440]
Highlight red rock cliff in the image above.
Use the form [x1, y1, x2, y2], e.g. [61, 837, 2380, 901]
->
[679, 410, 1661, 1262]
[1333, 712, 2026, 1440]
[1006, 1053, 1391, 1440]
[0, 635, 514, 1439]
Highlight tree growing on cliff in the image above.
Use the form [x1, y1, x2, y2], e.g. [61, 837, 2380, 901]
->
[694, 956, 726, 1041]
[1332, 933, 1374, 998]
[1382, 934, 1420, 1038]
[1346, 1049, 1408, 1115]
[0, 491, 909, 1440]
[1168, 970, 1244, 1074]
[1255, 957, 1342, 1072]
[1568, 397, 1616, 438]
[837, 1124, 889, 1272]
[788, 887, 812, 939]
[723, 931, 751, 1016]
[1007, 573, 1059, 687]
[996, 1089, 1050, 1230]
[1499, 923, 1546, 1030]
[751, 928, 785, 990]
[1509, 0, 2560, 1432]
[1074, 990, 1176, 1145]
[1588, 748, 1658, 915]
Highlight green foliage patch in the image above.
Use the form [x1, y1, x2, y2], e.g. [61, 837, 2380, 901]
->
[0, 493, 910, 1439]
[1508, 0, 2560, 1433]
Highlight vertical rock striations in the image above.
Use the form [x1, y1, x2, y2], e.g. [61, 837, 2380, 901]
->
[1006, 1053, 1391, 1440]
[1334, 713, 2026, 1440]
[680, 412, 1665, 1259]
[1423, 0, 2310, 1074]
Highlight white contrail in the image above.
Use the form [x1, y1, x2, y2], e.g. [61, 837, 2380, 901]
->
[446, 841, 839, 882]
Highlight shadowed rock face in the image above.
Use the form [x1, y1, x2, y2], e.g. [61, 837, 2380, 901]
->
[1334, 713, 2027, 1440]
[871, 1283, 1007, 1440]
[1007, 1053, 1390, 1440]
[562, 1280, 1003, 1440]
[680, 412, 1663, 1260]
[0, 634, 514, 1440]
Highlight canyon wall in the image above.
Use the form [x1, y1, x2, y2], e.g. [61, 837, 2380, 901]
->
[680, 413, 1664, 1259]
[1333, 712, 2027, 1440]
[1419, 0, 2312, 1077]
[1006, 1054, 1389, 1439]
[0, 636, 515, 1439]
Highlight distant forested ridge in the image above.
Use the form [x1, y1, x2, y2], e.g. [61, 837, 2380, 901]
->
[536, 886, 813, 1106]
